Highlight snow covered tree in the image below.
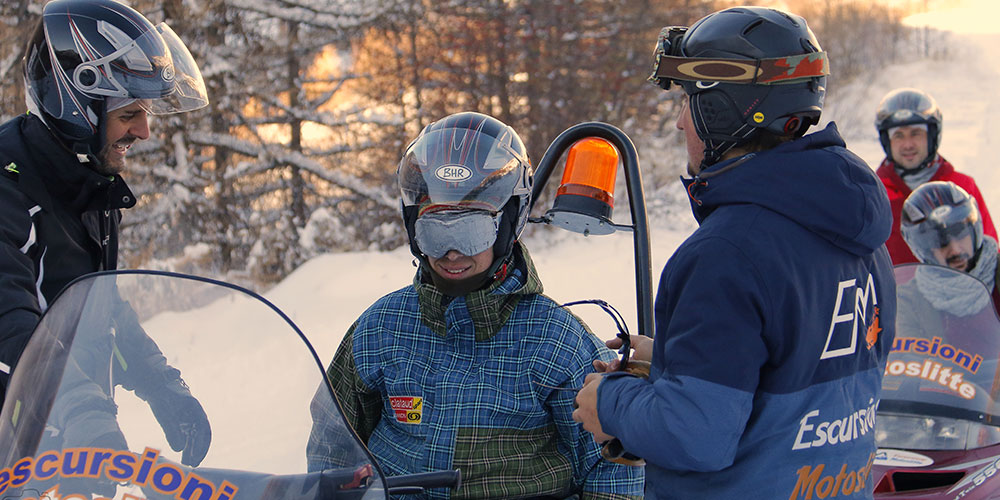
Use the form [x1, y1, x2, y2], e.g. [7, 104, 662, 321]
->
[0, 0, 953, 286]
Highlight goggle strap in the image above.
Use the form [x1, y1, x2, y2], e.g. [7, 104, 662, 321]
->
[653, 52, 829, 86]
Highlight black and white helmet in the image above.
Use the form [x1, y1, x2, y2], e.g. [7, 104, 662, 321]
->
[398, 112, 533, 275]
[23, 0, 208, 160]
[875, 88, 942, 169]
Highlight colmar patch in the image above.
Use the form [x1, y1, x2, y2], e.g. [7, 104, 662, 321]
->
[390, 396, 423, 424]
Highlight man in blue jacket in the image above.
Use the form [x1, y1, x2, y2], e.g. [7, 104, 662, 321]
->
[573, 6, 896, 499]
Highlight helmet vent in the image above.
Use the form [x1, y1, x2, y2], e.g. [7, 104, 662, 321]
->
[742, 19, 764, 36]
[801, 38, 818, 53]
[776, 10, 799, 27]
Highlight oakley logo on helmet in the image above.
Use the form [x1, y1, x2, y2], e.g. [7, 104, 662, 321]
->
[680, 60, 759, 82]
[434, 164, 473, 182]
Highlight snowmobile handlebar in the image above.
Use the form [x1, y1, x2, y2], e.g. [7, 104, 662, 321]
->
[384, 469, 462, 495]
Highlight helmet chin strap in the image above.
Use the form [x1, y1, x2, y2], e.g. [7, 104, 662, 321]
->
[689, 92, 747, 171]
[72, 142, 100, 165]
[42, 99, 108, 169]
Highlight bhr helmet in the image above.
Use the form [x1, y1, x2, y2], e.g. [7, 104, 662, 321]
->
[648, 6, 829, 168]
[874, 88, 942, 170]
[397, 112, 533, 290]
[23, 0, 208, 164]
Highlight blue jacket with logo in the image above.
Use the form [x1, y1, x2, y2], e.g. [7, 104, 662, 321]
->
[597, 123, 896, 499]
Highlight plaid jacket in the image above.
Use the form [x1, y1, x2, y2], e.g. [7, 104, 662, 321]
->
[308, 244, 644, 499]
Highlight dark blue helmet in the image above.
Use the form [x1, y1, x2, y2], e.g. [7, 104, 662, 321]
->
[648, 6, 828, 167]
[23, 0, 208, 162]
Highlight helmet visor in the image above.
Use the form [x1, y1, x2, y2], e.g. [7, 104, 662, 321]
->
[907, 221, 975, 251]
[902, 202, 980, 263]
[399, 126, 529, 213]
[414, 210, 501, 259]
[73, 22, 208, 113]
[875, 90, 939, 131]
[146, 23, 209, 113]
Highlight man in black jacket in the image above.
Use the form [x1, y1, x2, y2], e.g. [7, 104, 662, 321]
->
[0, 0, 212, 475]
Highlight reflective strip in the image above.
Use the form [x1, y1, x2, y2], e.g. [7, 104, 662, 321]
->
[36, 247, 47, 311]
[18, 205, 41, 254]
[18, 206, 47, 310]
[0, 361, 9, 374]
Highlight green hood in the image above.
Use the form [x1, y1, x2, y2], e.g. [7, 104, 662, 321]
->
[414, 242, 543, 340]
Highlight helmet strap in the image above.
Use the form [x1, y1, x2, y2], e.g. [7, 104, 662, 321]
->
[689, 91, 756, 169]
[71, 142, 100, 165]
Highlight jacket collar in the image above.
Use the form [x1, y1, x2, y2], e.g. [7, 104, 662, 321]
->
[876, 155, 954, 194]
[19, 114, 136, 213]
[415, 242, 543, 340]
[682, 122, 893, 256]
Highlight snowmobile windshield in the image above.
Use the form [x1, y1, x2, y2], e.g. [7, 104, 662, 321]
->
[876, 264, 1000, 451]
[0, 271, 457, 500]
[875, 413, 1000, 451]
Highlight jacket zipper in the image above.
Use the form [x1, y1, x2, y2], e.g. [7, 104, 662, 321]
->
[102, 209, 112, 270]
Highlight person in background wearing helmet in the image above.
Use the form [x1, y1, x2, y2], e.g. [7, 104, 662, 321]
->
[572, 7, 896, 499]
[900, 181, 1000, 317]
[306, 112, 644, 499]
[875, 88, 997, 265]
[0, 0, 212, 482]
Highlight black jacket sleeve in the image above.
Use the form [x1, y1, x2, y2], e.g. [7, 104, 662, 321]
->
[0, 181, 44, 396]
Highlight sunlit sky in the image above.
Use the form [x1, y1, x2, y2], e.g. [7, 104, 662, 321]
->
[904, 0, 1000, 34]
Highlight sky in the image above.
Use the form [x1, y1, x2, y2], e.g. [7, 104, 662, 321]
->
[903, 0, 1000, 34]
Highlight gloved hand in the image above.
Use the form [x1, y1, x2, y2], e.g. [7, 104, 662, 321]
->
[56, 406, 127, 497]
[57, 432, 123, 497]
[142, 376, 212, 467]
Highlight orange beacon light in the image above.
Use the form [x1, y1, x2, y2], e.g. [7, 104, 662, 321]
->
[546, 137, 619, 236]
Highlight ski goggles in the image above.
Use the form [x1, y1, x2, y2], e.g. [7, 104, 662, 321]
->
[414, 210, 501, 259]
[647, 25, 829, 91]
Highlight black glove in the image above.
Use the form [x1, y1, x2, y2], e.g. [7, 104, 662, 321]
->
[142, 376, 212, 467]
[54, 405, 127, 497]
[57, 431, 124, 497]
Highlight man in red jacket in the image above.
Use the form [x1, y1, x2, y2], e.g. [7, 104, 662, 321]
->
[875, 87, 996, 264]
